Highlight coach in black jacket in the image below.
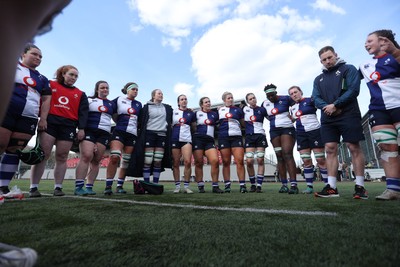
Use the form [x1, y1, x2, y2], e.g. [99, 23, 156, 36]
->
[311, 45, 368, 199]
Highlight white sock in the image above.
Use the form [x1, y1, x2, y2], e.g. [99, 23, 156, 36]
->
[355, 176, 365, 187]
[328, 176, 337, 189]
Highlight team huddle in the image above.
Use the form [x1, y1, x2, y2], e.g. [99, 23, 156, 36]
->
[0, 29, 399, 201]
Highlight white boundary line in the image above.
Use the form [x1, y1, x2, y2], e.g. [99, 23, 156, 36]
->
[24, 193, 337, 217]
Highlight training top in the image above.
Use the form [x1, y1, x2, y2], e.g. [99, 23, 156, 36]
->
[146, 102, 168, 133]
[243, 105, 267, 135]
[290, 97, 320, 132]
[172, 108, 195, 142]
[11, 63, 51, 119]
[312, 59, 361, 123]
[87, 97, 115, 133]
[262, 95, 294, 129]
[218, 106, 244, 138]
[194, 110, 219, 138]
[359, 53, 400, 111]
[112, 96, 142, 136]
[48, 80, 88, 129]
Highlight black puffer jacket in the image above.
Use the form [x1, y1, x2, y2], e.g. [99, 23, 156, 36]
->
[126, 102, 173, 177]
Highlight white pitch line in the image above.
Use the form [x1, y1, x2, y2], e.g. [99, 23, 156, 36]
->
[25, 193, 337, 217]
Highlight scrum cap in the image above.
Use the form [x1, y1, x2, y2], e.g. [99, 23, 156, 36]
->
[17, 137, 45, 165]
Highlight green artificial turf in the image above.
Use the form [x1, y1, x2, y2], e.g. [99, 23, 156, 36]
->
[1, 179, 399, 267]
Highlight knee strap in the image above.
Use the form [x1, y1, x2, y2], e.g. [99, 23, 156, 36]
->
[110, 150, 122, 157]
[245, 152, 254, 159]
[314, 152, 325, 159]
[120, 153, 131, 169]
[144, 151, 154, 165]
[300, 152, 311, 160]
[256, 150, 265, 158]
[274, 147, 283, 161]
[154, 151, 164, 162]
[372, 128, 398, 145]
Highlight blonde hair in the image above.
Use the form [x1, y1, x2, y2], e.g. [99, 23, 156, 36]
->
[221, 91, 232, 101]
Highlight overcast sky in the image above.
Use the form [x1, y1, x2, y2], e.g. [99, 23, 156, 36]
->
[32, 0, 400, 161]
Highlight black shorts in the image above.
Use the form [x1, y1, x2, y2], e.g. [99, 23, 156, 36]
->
[369, 108, 400, 128]
[111, 129, 137, 147]
[145, 130, 167, 148]
[46, 123, 76, 141]
[218, 136, 243, 149]
[2, 112, 38, 135]
[171, 141, 191, 149]
[192, 134, 216, 151]
[245, 134, 268, 148]
[296, 129, 324, 151]
[84, 128, 111, 146]
[320, 116, 365, 144]
[269, 127, 296, 141]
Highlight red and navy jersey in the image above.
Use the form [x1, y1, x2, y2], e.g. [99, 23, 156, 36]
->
[359, 53, 400, 111]
[172, 108, 195, 142]
[49, 81, 83, 121]
[47, 81, 88, 128]
[194, 110, 219, 138]
[87, 97, 115, 132]
[112, 96, 142, 136]
[243, 106, 267, 135]
[290, 97, 320, 132]
[262, 95, 294, 129]
[10, 63, 51, 119]
[218, 106, 244, 137]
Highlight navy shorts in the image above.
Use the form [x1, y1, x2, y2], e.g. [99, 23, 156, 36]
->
[245, 134, 268, 148]
[218, 136, 243, 149]
[111, 129, 137, 147]
[84, 128, 111, 146]
[145, 130, 167, 148]
[269, 127, 296, 141]
[192, 134, 216, 151]
[320, 116, 365, 144]
[296, 128, 324, 151]
[2, 112, 38, 135]
[46, 123, 76, 141]
[368, 108, 400, 127]
[171, 141, 191, 149]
